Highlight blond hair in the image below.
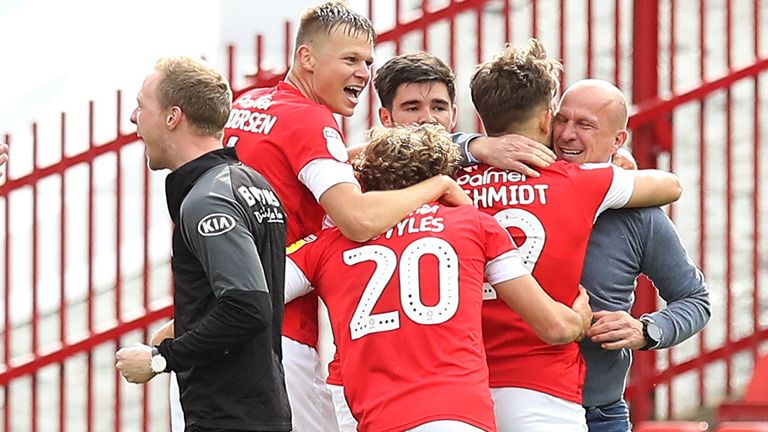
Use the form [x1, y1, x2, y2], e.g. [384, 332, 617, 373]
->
[295, 1, 376, 49]
[154, 56, 232, 138]
[353, 124, 460, 191]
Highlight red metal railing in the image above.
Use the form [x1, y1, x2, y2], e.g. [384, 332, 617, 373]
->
[624, 0, 767, 422]
[1, 0, 766, 429]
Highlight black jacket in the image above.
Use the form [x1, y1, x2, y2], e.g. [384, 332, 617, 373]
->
[157, 148, 291, 431]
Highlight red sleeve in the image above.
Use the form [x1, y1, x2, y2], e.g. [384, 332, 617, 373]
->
[476, 210, 518, 261]
[564, 162, 616, 219]
[286, 233, 322, 282]
[225, 87, 349, 176]
[565, 163, 614, 204]
[282, 108, 349, 176]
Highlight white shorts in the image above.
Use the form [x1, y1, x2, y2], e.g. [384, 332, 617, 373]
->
[326, 385, 486, 432]
[169, 372, 184, 432]
[491, 387, 587, 432]
[327, 384, 358, 432]
[282, 336, 340, 432]
[408, 420, 486, 431]
[168, 338, 339, 432]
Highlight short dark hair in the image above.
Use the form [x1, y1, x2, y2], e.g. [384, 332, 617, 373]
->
[470, 39, 562, 136]
[295, 1, 376, 49]
[374, 52, 456, 110]
[353, 124, 460, 191]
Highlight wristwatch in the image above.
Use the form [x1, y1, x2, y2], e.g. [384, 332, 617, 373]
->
[639, 315, 663, 351]
[150, 347, 168, 374]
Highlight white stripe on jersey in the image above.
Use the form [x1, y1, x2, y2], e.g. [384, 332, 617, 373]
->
[485, 249, 530, 285]
[595, 164, 635, 217]
[298, 158, 359, 202]
[284, 257, 314, 303]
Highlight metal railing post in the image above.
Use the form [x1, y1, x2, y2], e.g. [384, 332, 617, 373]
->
[630, 0, 662, 423]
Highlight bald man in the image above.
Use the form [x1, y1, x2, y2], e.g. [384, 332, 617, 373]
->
[552, 79, 711, 432]
[464, 42, 687, 432]
[553, 79, 629, 165]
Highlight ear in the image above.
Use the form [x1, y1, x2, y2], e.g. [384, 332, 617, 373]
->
[379, 107, 394, 127]
[539, 108, 553, 136]
[449, 104, 458, 131]
[166, 106, 182, 130]
[296, 45, 316, 72]
[613, 129, 628, 150]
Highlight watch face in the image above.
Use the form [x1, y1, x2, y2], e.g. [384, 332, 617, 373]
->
[151, 354, 167, 373]
[646, 321, 662, 341]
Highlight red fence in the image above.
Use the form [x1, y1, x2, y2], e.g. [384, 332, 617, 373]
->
[1, 0, 766, 430]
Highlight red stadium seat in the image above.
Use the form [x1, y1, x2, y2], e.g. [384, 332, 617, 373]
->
[718, 354, 768, 422]
[718, 404, 768, 422]
[634, 421, 710, 432]
[716, 422, 768, 432]
[743, 355, 768, 403]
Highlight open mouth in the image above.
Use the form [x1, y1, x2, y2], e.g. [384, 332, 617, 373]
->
[558, 147, 583, 157]
[344, 86, 363, 104]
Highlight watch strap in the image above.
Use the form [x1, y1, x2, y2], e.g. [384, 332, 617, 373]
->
[150, 346, 168, 373]
[639, 316, 660, 351]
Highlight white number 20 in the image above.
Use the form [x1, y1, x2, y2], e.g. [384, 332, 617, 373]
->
[344, 237, 459, 340]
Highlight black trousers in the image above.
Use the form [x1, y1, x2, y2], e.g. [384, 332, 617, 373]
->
[186, 427, 284, 432]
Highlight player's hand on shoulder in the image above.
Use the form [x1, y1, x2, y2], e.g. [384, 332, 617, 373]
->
[612, 147, 638, 170]
[469, 134, 555, 177]
[586, 310, 645, 350]
[438, 175, 472, 207]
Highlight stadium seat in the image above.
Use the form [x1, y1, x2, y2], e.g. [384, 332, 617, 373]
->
[634, 421, 710, 432]
[743, 355, 768, 402]
[716, 422, 768, 432]
[717, 354, 768, 422]
[718, 403, 768, 422]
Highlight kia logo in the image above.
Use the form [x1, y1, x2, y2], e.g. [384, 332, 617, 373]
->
[197, 213, 236, 236]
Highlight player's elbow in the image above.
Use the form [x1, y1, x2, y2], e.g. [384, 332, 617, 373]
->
[664, 176, 683, 202]
[336, 211, 380, 242]
[241, 302, 272, 335]
[654, 173, 683, 205]
[234, 291, 273, 334]
[628, 172, 684, 207]
[245, 313, 270, 335]
[537, 321, 580, 345]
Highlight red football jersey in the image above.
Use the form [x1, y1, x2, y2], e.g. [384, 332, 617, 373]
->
[224, 82, 357, 348]
[285, 204, 529, 432]
[456, 161, 633, 404]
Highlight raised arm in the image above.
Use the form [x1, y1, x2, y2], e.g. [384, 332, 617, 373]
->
[346, 142, 367, 160]
[319, 175, 470, 242]
[624, 169, 682, 208]
[451, 132, 555, 177]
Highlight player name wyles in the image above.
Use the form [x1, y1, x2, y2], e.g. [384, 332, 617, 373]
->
[384, 205, 445, 239]
[456, 169, 549, 208]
